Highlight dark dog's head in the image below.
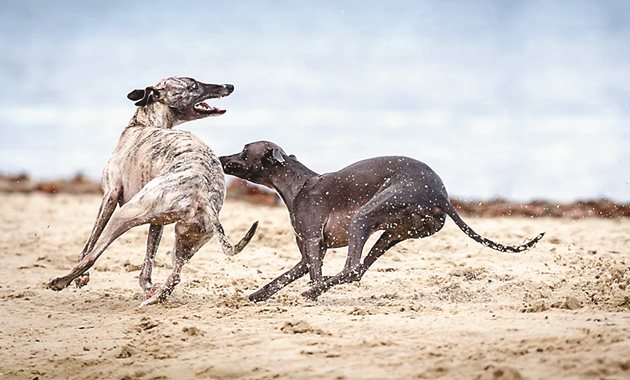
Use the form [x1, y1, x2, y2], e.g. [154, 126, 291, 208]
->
[127, 77, 234, 125]
[220, 141, 292, 187]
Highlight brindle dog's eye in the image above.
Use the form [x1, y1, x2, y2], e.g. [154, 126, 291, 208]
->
[190, 82, 198, 90]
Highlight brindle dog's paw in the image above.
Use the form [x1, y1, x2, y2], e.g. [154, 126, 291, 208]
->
[139, 285, 163, 308]
[74, 273, 90, 288]
[48, 277, 66, 291]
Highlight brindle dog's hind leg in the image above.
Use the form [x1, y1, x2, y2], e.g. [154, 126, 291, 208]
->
[140, 220, 211, 307]
[138, 224, 164, 291]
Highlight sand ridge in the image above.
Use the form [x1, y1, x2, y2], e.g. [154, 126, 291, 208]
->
[0, 194, 628, 379]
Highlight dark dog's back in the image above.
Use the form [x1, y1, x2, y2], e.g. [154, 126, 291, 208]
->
[300, 156, 449, 216]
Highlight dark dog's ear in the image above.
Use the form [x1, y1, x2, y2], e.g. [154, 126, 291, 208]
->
[272, 148, 286, 163]
[263, 148, 286, 165]
[127, 86, 156, 106]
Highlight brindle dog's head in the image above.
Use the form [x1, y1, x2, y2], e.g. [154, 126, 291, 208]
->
[127, 77, 234, 125]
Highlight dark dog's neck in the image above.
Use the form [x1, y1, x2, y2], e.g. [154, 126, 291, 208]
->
[128, 103, 175, 129]
[267, 160, 318, 211]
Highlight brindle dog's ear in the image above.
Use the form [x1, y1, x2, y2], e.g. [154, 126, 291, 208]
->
[127, 89, 144, 101]
[127, 86, 155, 106]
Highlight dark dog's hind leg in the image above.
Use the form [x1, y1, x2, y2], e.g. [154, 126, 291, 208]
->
[355, 231, 401, 280]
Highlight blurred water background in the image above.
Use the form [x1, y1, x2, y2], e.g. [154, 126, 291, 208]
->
[1, 0, 629, 201]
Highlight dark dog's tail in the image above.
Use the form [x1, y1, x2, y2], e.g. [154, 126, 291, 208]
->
[441, 200, 544, 252]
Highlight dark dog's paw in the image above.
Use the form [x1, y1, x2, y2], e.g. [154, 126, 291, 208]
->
[248, 291, 269, 303]
[300, 288, 319, 301]
[74, 273, 90, 288]
[307, 276, 331, 286]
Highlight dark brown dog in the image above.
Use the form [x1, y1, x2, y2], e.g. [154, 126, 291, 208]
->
[220, 141, 544, 301]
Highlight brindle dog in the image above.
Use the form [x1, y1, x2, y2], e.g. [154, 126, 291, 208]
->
[48, 77, 257, 307]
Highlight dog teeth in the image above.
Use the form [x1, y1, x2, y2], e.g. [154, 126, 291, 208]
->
[195, 102, 211, 110]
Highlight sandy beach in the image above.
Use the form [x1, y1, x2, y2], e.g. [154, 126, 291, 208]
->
[0, 193, 628, 379]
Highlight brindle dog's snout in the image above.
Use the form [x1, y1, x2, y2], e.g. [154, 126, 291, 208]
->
[204, 83, 234, 98]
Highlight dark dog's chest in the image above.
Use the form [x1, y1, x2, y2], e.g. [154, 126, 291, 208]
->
[321, 211, 355, 248]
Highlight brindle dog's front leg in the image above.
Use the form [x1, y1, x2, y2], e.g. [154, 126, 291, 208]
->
[75, 188, 120, 288]
[249, 237, 324, 302]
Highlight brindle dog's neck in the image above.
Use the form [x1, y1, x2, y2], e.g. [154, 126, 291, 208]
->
[267, 160, 318, 211]
[128, 103, 175, 129]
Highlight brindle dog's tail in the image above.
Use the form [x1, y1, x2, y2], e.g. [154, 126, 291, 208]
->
[440, 200, 544, 252]
[212, 219, 259, 256]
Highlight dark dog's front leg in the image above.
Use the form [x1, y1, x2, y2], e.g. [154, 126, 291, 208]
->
[249, 237, 325, 302]
[301, 270, 354, 300]
[301, 232, 403, 300]
[302, 214, 388, 300]
[249, 259, 308, 302]
[302, 238, 326, 283]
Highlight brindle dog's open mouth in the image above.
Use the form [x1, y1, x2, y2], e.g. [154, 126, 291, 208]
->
[193, 100, 226, 115]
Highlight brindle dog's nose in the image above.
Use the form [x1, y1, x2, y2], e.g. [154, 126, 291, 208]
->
[224, 84, 234, 92]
